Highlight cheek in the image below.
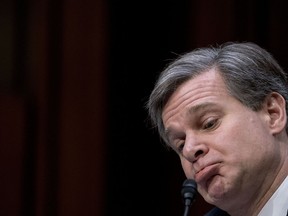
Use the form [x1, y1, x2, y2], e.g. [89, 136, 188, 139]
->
[218, 120, 273, 172]
[218, 116, 267, 151]
[180, 157, 195, 178]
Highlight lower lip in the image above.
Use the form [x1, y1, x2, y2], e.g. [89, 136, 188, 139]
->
[195, 164, 219, 183]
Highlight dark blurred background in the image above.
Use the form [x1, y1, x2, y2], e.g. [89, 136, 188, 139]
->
[1, 0, 288, 215]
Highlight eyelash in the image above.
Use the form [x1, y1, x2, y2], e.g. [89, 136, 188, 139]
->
[170, 139, 184, 154]
[177, 142, 184, 153]
[202, 118, 218, 130]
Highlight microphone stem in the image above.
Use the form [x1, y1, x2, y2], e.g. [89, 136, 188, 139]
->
[183, 205, 191, 216]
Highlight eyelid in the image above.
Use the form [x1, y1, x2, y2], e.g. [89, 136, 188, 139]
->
[202, 117, 220, 130]
[175, 141, 185, 154]
[169, 137, 185, 154]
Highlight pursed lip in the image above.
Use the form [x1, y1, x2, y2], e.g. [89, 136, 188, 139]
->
[194, 163, 220, 185]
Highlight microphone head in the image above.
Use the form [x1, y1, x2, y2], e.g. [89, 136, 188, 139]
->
[181, 179, 197, 206]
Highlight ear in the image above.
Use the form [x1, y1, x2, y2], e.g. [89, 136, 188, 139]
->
[264, 92, 287, 134]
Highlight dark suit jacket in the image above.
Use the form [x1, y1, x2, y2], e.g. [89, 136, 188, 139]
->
[204, 207, 229, 216]
[205, 207, 288, 216]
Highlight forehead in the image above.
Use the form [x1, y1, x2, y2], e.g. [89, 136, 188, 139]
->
[162, 68, 229, 123]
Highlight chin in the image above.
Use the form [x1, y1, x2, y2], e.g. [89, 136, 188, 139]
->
[205, 175, 228, 203]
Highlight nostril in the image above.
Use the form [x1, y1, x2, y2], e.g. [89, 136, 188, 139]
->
[195, 150, 203, 158]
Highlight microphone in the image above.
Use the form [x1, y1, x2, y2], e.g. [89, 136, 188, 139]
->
[181, 179, 197, 216]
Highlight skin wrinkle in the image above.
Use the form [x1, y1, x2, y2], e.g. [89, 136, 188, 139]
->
[163, 71, 227, 148]
[163, 85, 227, 133]
[165, 102, 223, 149]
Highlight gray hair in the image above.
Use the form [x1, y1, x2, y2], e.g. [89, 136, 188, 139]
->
[146, 42, 288, 145]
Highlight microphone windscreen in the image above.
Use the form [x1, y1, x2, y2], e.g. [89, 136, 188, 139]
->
[181, 179, 197, 202]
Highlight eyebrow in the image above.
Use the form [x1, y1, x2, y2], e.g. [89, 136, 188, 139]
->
[187, 102, 218, 115]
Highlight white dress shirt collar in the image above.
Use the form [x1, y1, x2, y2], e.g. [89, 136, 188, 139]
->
[258, 175, 288, 216]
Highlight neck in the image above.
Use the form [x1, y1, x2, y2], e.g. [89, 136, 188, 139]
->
[229, 144, 288, 216]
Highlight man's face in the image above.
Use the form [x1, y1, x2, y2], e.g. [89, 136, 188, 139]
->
[162, 68, 282, 210]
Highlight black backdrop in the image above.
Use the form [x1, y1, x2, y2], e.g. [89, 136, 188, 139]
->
[106, 1, 190, 215]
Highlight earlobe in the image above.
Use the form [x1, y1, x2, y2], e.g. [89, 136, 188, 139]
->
[265, 92, 287, 134]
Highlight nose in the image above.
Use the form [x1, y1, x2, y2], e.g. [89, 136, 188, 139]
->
[182, 135, 208, 162]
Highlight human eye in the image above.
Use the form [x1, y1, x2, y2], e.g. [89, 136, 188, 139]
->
[176, 142, 185, 154]
[202, 117, 219, 130]
[170, 139, 185, 154]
